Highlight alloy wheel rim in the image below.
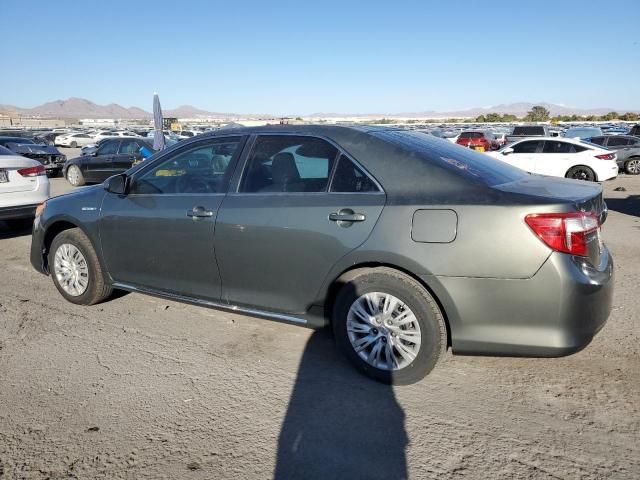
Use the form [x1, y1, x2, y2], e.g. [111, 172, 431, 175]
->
[628, 159, 639, 174]
[68, 166, 79, 185]
[572, 168, 590, 181]
[346, 292, 421, 371]
[53, 243, 89, 296]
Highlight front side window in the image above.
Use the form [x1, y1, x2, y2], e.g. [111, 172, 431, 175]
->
[512, 140, 542, 154]
[240, 136, 338, 193]
[119, 140, 141, 154]
[330, 155, 380, 193]
[130, 137, 242, 194]
[97, 141, 119, 156]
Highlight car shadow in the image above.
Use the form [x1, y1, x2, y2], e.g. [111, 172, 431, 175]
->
[0, 220, 33, 240]
[605, 195, 640, 218]
[274, 329, 408, 480]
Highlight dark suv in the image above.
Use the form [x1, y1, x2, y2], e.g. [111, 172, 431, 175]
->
[30, 125, 613, 384]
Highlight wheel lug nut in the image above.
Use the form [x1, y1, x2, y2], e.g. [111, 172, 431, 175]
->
[382, 337, 387, 343]
[372, 328, 378, 335]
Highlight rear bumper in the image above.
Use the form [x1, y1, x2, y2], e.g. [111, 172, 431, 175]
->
[0, 203, 39, 220]
[425, 248, 614, 357]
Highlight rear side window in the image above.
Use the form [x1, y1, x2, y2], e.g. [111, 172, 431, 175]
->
[330, 155, 380, 193]
[607, 137, 630, 147]
[240, 136, 338, 193]
[513, 140, 542, 154]
[542, 141, 585, 153]
[589, 137, 606, 146]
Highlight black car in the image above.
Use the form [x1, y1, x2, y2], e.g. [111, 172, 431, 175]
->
[0, 136, 66, 177]
[64, 137, 154, 186]
[589, 135, 640, 175]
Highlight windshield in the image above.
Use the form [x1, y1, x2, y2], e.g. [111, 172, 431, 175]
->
[372, 130, 527, 186]
[512, 126, 544, 135]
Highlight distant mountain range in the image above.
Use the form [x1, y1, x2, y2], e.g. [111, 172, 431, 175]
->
[0, 97, 638, 120]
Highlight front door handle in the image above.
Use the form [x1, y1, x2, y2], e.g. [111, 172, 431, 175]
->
[187, 206, 214, 219]
[329, 209, 366, 225]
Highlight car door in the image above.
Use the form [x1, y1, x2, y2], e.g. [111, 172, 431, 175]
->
[85, 140, 120, 182]
[214, 134, 386, 314]
[99, 136, 246, 300]
[113, 139, 143, 173]
[502, 140, 542, 172]
[605, 136, 631, 163]
[536, 140, 583, 177]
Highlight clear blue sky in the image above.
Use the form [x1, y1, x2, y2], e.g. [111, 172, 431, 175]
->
[2, 0, 639, 114]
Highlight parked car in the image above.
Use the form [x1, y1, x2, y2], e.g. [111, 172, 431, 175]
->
[505, 125, 550, 143]
[563, 127, 603, 139]
[91, 131, 141, 142]
[55, 132, 96, 148]
[0, 136, 66, 177]
[30, 126, 613, 384]
[456, 130, 500, 152]
[0, 144, 50, 226]
[64, 137, 154, 187]
[588, 135, 640, 174]
[487, 137, 618, 182]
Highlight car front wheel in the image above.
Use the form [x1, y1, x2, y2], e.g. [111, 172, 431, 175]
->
[332, 267, 447, 385]
[66, 165, 85, 186]
[49, 228, 112, 305]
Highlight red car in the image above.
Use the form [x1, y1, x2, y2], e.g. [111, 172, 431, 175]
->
[456, 130, 500, 152]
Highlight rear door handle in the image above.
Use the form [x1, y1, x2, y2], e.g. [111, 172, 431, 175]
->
[329, 209, 366, 223]
[187, 206, 214, 219]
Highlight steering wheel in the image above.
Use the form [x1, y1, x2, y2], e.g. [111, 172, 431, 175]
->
[176, 175, 212, 194]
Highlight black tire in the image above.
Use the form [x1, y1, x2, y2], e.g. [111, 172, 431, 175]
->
[566, 165, 596, 182]
[48, 228, 112, 305]
[66, 164, 85, 186]
[70, 141, 77, 148]
[624, 158, 640, 175]
[332, 267, 447, 385]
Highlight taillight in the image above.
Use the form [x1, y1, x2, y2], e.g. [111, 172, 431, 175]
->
[17, 165, 46, 177]
[525, 212, 599, 257]
[595, 153, 615, 160]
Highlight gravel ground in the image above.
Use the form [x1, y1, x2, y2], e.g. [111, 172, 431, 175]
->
[0, 159, 639, 479]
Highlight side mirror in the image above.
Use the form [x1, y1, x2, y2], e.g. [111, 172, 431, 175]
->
[502, 147, 514, 155]
[105, 174, 128, 195]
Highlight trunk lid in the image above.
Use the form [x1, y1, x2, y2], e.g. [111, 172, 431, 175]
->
[495, 174, 607, 266]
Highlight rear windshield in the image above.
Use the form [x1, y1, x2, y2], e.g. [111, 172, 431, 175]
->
[459, 132, 483, 139]
[372, 130, 526, 186]
[512, 126, 544, 135]
[0, 145, 14, 155]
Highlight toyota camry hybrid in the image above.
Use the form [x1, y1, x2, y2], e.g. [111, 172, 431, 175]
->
[30, 125, 613, 384]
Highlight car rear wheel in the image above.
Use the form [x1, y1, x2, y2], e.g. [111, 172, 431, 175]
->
[566, 165, 596, 182]
[624, 158, 640, 175]
[70, 141, 77, 148]
[332, 267, 447, 385]
[49, 228, 112, 305]
[66, 165, 85, 186]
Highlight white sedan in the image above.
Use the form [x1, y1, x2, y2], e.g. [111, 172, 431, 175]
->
[55, 132, 95, 148]
[486, 137, 618, 182]
[91, 131, 141, 141]
[0, 146, 50, 226]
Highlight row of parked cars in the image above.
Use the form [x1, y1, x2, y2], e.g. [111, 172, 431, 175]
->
[451, 124, 640, 181]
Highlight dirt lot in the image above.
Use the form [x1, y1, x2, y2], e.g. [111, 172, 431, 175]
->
[0, 159, 639, 479]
